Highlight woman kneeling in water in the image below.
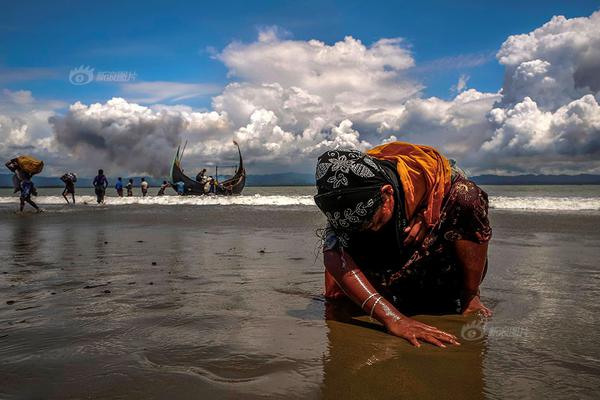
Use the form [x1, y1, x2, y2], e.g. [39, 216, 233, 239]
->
[314, 142, 492, 348]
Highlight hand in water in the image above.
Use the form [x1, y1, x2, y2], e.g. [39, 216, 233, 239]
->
[462, 295, 492, 317]
[386, 317, 461, 348]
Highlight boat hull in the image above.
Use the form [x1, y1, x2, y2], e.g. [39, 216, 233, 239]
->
[170, 143, 246, 196]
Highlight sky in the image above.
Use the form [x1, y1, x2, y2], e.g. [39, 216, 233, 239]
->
[1, 0, 599, 177]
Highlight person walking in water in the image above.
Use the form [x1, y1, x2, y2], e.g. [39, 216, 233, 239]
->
[115, 177, 124, 197]
[157, 181, 170, 196]
[175, 180, 185, 196]
[19, 177, 41, 212]
[60, 172, 77, 204]
[126, 179, 133, 197]
[92, 169, 108, 204]
[141, 177, 149, 197]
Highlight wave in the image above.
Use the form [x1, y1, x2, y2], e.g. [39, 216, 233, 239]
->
[0, 194, 598, 211]
[0, 194, 316, 207]
[490, 196, 599, 211]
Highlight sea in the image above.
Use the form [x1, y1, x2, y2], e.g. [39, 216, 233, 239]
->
[1, 185, 599, 399]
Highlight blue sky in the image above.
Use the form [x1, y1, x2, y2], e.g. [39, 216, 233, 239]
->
[2, 0, 598, 108]
[1, 1, 599, 176]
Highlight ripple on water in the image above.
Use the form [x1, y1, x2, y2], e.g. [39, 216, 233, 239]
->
[140, 350, 297, 384]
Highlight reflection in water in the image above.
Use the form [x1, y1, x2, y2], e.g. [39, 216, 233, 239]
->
[94, 228, 107, 263]
[10, 218, 40, 268]
[1, 207, 599, 399]
[321, 300, 486, 400]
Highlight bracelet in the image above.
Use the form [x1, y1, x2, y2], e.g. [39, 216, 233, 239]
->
[369, 296, 383, 319]
[360, 292, 378, 310]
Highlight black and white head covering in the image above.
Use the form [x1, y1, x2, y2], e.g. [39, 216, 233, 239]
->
[314, 149, 392, 233]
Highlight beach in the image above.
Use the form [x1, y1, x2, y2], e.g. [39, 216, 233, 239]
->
[1, 186, 599, 399]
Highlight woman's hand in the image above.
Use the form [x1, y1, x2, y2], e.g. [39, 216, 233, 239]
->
[403, 214, 428, 246]
[461, 295, 492, 317]
[385, 317, 460, 348]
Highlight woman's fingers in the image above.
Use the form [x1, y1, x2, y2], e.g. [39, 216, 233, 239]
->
[416, 324, 460, 345]
[403, 218, 428, 246]
[425, 327, 459, 341]
[403, 223, 421, 245]
[405, 334, 421, 348]
[422, 335, 446, 348]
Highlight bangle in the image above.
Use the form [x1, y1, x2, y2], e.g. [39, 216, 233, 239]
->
[360, 292, 378, 310]
[369, 296, 383, 319]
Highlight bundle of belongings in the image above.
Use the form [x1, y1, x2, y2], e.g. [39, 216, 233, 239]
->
[15, 155, 44, 175]
[60, 172, 77, 183]
[5, 155, 44, 193]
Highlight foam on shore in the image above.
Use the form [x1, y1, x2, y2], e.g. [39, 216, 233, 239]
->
[0, 194, 316, 207]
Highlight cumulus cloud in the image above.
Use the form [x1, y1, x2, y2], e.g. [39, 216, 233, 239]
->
[50, 32, 415, 175]
[49, 98, 231, 176]
[216, 33, 420, 113]
[480, 11, 600, 171]
[375, 11, 600, 173]
[0, 90, 70, 174]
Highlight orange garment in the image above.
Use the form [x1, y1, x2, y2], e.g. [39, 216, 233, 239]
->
[367, 142, 451, 226]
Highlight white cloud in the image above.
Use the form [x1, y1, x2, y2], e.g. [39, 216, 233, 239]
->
[451, 74, 470, 93]
[217, 33, 420, 114]
[479, 11, 600, 171]
[0, 90, 69, 175]
[49, 98, 231, 176]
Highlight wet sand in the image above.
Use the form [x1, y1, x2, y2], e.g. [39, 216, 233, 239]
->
[1, 204, 599, 399]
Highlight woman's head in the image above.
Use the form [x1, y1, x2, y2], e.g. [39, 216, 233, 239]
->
[314, 149, 395, 235]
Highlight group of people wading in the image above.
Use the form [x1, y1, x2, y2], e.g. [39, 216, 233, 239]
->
[85, 171, 172, 204]
[5, 158, 173, 209]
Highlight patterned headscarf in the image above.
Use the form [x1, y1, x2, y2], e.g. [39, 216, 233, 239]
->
[314, 149, 391, 235]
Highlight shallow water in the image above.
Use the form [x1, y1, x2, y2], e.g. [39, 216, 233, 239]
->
[0, 203, 599, 399]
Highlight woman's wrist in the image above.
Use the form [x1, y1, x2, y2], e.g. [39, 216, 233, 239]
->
[370, 297, 405, 327]
[461, 288, 480, 302]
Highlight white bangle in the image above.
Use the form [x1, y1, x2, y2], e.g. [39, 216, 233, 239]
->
[369, 296, 383, 319]
[360, 292, 378, 310]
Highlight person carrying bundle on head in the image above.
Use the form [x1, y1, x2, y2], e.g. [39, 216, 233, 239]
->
[5, 155, 44, 193]
[157, 181, 171, 196]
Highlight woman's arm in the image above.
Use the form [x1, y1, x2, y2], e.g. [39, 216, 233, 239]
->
[324, 249, 460, 348]
[5, 159, 18, 172]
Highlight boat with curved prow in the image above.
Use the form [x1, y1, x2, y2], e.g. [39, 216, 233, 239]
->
[170, 141, 246, 195]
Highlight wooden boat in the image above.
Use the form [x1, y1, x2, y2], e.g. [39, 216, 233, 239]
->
[170, 141, 246, 195]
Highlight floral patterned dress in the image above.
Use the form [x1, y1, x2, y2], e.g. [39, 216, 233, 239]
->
[324, 173, 492, 315]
